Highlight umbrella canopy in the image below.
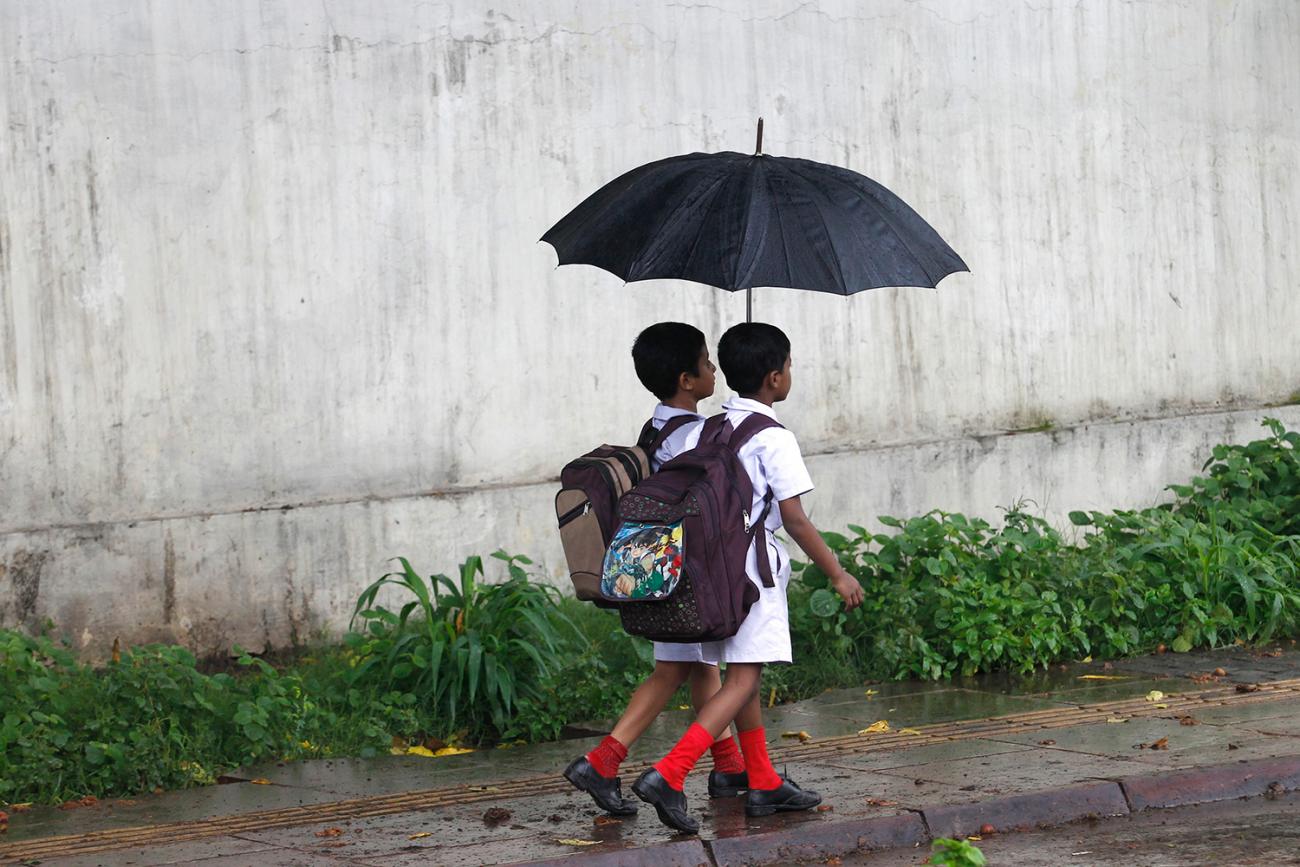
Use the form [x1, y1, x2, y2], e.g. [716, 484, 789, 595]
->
[542, 129, 967, 302]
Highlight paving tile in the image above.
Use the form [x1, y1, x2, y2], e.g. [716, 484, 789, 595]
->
[806, 688, 1074, 729]
[1182, 695, 1300, 725]
[803, 736, 1032, 772]
[873, 746, 1154, 794]
[0, 783, 346, 841]
[4, 835, 285, 867]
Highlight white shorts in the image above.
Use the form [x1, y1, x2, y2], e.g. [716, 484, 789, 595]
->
[700, 538, 793, 664]
[652, 641, 719, 664]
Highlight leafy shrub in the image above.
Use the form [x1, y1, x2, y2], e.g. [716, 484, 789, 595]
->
[345, 551, 573, 742]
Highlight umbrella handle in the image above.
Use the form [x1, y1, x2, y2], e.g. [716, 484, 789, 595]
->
[754, 117, 764, 156]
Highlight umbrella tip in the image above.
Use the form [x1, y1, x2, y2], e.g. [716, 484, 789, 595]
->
[755, 117, 764, 156]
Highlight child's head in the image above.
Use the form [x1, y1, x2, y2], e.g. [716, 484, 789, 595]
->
[631, 322, 716, 402]
[717, 322, 792, 401]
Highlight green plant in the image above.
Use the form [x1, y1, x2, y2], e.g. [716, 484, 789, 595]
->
[928, 837, 987, 867]
[346, 551, 571, 741]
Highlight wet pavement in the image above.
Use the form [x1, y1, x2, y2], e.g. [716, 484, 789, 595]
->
[4, 643, 1300, 865]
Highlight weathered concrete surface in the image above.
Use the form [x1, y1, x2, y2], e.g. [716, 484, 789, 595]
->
[1, 1, 1298, 653]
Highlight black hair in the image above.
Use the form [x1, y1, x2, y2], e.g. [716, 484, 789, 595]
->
[631, 322, 707, 400]
[717, 322, 790, 394]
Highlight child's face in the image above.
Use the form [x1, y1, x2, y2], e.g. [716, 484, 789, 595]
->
[682, 346, 717, 400]
[773, 354, 793, 402]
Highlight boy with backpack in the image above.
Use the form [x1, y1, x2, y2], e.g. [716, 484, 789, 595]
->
[631, 321, 865, 834]
[563, 322, 751, 815]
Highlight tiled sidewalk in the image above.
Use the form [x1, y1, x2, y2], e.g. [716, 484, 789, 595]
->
[5, 644, 1300, 866]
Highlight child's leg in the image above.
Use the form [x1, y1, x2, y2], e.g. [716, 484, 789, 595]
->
[687, 664, 744, 776]
[566, 660, 693, 816]
[606, 660, 692, 749]
[652, 662, 764, 790]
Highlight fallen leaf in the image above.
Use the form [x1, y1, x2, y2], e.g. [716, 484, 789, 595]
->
[1156, 644, 1167, 654]
[768, 687, 777, 708]
[1071, 852, 1094, 857]
[1155, 703, 1169, 709]
[408, 832, 432, 840]
[1237, 683, 1261, 693]
[966, 835, 982, 841]
[1265, 782, 1285, 800]
[249, 778, 271, 785]
[548, 813, 564, 823]
[404, 745, 436, 757]
[1179, 716, 1199, 726]
[980, 823, 996, 835]
[593, 815, 621, 826]
[1145, 690, 1165, 702]
[1213, 667, 1228, 677]
[1081, 655, 1092, 663]
[780, 730, 812, 743]
[677, 704, 690, 710]
[1149, 737, 1169, 751]
[899, 728, 922, 736]
[315, 827, 344, 838]
[432, 745, 474, 757]
[1228, 743, 1240, 750]
[858, 720, 890, 735]
[1106, 717, 1128, 724]
[864, 689, 879, 697]
[816, 804, 834, 812]
[555, 838, 600, 846]
[865, 797, 899, 807]
[10, 803, 32, 812]
[1078, 675, 1129, 681]
[1039, 739, 1057, 746]
[483, 807, 512, 824]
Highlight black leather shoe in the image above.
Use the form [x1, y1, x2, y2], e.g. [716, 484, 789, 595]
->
[745, 775, 822, 816]
[707, 769, 750, 798]
[631, 768, 699, 833]
[563, 756, 638, 816]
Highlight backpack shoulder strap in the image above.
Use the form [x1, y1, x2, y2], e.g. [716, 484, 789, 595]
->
[643, 414, 697, 457]
[635, 418, 658, 449]
[730, 413, 784, 453]
[729, 412, 785, 589]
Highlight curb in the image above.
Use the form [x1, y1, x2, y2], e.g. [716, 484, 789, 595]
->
[516, 755, 1300, 867]
[1120, 755, 1300, 810]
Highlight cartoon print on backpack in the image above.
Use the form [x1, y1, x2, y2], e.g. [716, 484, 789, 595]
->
[602, 522, 684, 600]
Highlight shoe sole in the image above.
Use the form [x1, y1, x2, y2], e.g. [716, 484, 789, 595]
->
[632, 778, 699, 834]
[563, 764, 637, 816]
[745, 798, 823, 817]
[708, 785, 747, 798]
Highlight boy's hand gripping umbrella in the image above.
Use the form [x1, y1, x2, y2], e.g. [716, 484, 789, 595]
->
[541, 119, 967, 321]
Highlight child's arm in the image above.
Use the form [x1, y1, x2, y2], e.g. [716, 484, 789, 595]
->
[778, 495, 864, 610]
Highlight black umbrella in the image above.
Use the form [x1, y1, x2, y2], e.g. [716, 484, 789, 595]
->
[542, 120, 967, 319]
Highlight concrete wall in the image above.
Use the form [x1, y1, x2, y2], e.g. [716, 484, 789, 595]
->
[1, 1, 1297, 656]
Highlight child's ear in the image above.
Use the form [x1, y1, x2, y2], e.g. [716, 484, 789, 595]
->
[679, 370, 694, 392]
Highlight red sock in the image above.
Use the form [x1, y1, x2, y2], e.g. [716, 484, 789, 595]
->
[737, 727, 782, 791]
[653, 723, 715, 791]
[586, 735, 628, 779]
[710, 735, 746, 774]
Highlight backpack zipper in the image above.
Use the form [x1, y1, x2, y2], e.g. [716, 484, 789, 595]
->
[557, 499, 591, 527]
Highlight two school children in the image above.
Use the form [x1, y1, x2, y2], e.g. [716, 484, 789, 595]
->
[565, 320, 863, 834]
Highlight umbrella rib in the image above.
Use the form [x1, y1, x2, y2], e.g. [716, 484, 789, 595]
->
[626, 170, 729, 280]
[786, 161, 947, 286]
[775, 159, 849, 292]
[763, 163, 795, 289]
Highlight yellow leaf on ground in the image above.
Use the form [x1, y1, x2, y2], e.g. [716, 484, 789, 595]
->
[1081, 656, 1092, 663]
[408, 832, 432, 839]
[556, 838, 600, 846]
[1106, 717, 1128, 724]
[1145, 690, 1165, 702]
[780, 730, 812, 742]
[404, 745, 436, 757]
[1078, 675, 1130, 681]
[864, 689, 879, 696]
[249, 778, 271, 785]
[1155, 703, 1169, 709]
[433, 745, 475, 757]
[858, 720, 891, 735]
[899, 728, 922, 735]
[677, 704, 690, 710]
[768, 687, 777, 708]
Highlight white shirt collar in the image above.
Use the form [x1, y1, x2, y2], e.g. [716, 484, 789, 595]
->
[653, 402, 703, 422]
[721, 396, 779, 421]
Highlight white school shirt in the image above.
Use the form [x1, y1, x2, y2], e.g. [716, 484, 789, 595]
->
[648, 404, 714, 665]
[688, 397, 815, 664]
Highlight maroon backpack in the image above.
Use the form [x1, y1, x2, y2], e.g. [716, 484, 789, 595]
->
[603, 412, 783, 642]
[555, 415, 696, 606]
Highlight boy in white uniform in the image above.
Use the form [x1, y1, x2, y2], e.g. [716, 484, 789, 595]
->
[564, 322, 750, 815]
[632, 322, 865, 834]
